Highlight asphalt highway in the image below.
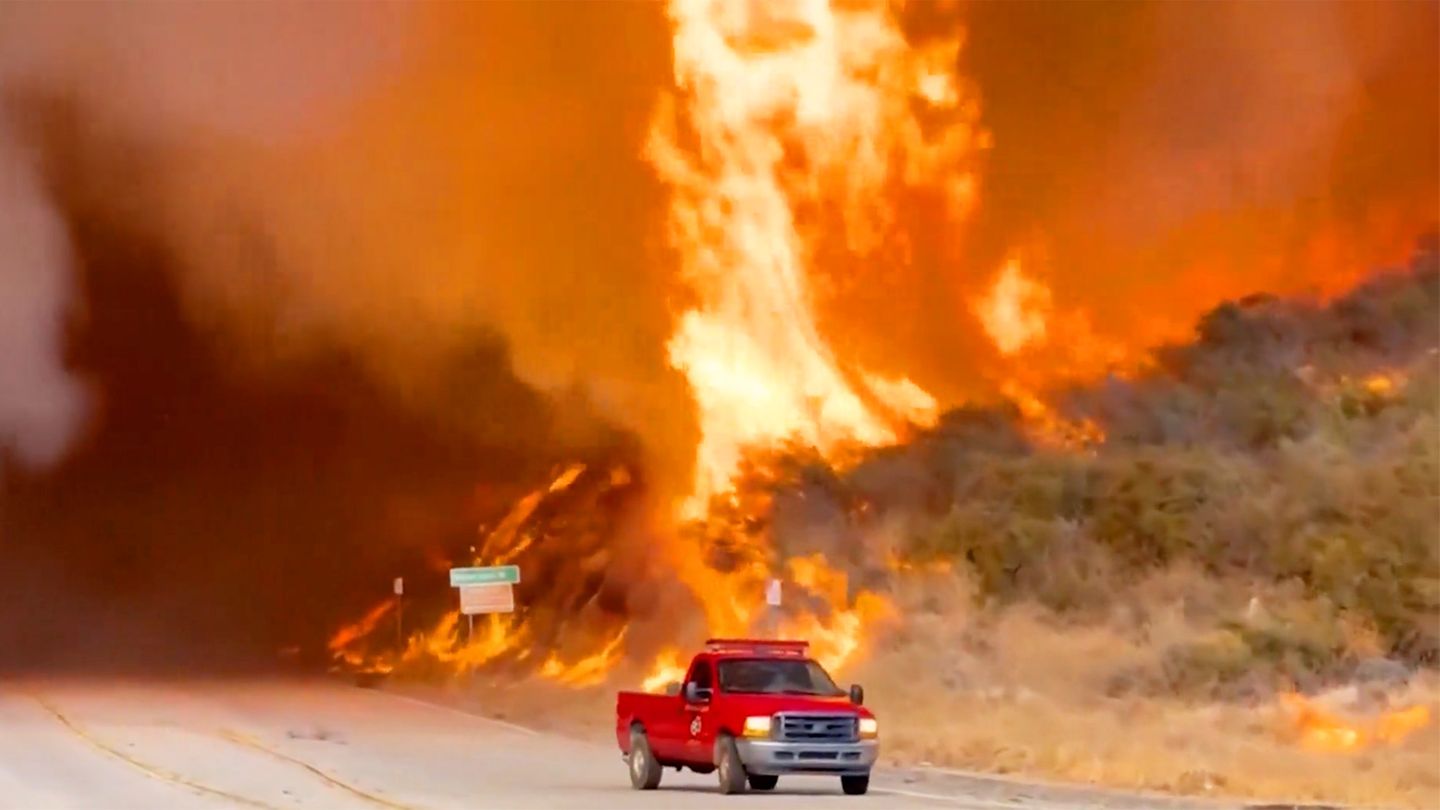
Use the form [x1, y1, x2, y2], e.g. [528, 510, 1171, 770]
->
[0, 679, 1246, 810]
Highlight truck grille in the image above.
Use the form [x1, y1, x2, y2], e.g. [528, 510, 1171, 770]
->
[775, 713, 857, 742]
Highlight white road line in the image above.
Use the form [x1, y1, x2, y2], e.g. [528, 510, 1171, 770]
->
[30, 693, 278, 810]
[218, 729, 417, 810]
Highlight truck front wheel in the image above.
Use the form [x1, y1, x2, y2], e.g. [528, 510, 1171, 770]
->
[714, 734, 748, 794]
[841, 774, 870, 795]
[628, 728, 662, 790]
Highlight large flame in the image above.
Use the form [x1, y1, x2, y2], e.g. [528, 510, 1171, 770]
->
[637, 0, 982, 676]
[332, 0, 983, 687]
[322, 1, 1434, 699]
[647, 0, 981, 514]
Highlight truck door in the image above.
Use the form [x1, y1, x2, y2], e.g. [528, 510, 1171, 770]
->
[646, 657, 707, 763]
[682, 659, 715, 764]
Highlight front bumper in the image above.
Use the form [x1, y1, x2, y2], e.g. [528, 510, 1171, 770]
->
[736, 739, 878, 776]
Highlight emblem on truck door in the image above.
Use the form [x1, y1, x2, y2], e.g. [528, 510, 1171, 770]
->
[690, 716, 702, 736]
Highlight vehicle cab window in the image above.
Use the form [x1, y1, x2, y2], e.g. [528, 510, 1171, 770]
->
[717, 658, 843, 696]
[685, 658, 714, 702]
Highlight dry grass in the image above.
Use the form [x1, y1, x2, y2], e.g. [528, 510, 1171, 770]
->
[387, 622, 1439, 809]
[866, 664, 1439, 808]
[383, 568, 1440, 808]
[850, 574, 1440, 809]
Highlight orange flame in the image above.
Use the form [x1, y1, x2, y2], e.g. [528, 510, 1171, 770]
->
[1295, 366, 1414, 404]
[402, 611, 530, 671]
[1280, 692, 1433, 752]
[641, 647, 689, 693]
[1360, 370, 1407, 397]
[971, 257, 1128, 448]
[781, 555, 892, 672]
[327, 463, 629, 679]
[1375, 704, 1433, 745]
[975, 258, 1052, 356]
[327, 599, 394, 653]
[1000, 379, 1106, 451]
[539, 628, 629, 688]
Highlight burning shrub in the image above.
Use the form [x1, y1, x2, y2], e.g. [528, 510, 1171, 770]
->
[761, 248, 1440, 688]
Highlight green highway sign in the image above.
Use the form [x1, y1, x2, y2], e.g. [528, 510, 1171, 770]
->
[449, 565, 521, 587]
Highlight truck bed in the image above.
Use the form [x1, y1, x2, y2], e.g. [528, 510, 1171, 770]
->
[615, 691, 678, 755]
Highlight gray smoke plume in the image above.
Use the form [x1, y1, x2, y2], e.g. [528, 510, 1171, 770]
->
[0, 112, 85, 467]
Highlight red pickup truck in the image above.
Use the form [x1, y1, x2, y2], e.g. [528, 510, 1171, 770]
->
[615, 639, 878, 795]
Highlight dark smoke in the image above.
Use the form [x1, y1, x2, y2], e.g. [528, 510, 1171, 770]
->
[0, 4, 679, 673]
[0, 105, 613, 670]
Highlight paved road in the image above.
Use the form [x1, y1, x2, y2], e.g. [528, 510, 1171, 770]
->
[0, 679, 1243, 810]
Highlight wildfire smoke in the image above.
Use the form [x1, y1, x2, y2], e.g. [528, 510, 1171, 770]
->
[0, 7, 1433, 774]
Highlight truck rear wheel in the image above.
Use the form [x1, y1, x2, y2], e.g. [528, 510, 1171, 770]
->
[748, 774, 778, 791]
[715, 734, 747, 794]
[628, 728, 662, 790]
[841, 774, 870, 795]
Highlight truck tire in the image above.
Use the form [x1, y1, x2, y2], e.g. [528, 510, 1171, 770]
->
[841, 774, 870, 795]
[714, 734, 748, 795]
[748, 774, 778, 791]
[628, 728, 662, 790]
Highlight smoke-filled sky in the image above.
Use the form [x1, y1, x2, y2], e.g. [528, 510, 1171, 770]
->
[0, 1, 1434, 669]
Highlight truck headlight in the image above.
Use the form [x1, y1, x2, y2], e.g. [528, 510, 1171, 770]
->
[742, 715, 772, 738]
[858, 717, 879, 739]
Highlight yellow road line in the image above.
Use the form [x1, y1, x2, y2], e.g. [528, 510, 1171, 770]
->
[31, 694, 276, 809]
[218, 729, 417, 810]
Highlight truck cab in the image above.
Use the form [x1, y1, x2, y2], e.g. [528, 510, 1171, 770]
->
[615, 639, 878, 795]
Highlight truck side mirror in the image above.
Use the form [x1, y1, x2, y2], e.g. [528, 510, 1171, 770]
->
[849, 684, 864, 706]
[684, 682, 711, 703]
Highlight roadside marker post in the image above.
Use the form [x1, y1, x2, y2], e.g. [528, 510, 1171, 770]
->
[449, 566, 521, 644]
[393, 577, 404, 652]
[765, 579, 782, 607]
[764, 578, 782, 638]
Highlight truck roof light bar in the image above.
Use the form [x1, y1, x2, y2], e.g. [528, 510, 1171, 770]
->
[704, 638, 809, 656]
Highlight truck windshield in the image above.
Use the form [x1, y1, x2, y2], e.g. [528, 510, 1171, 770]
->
[716, 659, 844, 696]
